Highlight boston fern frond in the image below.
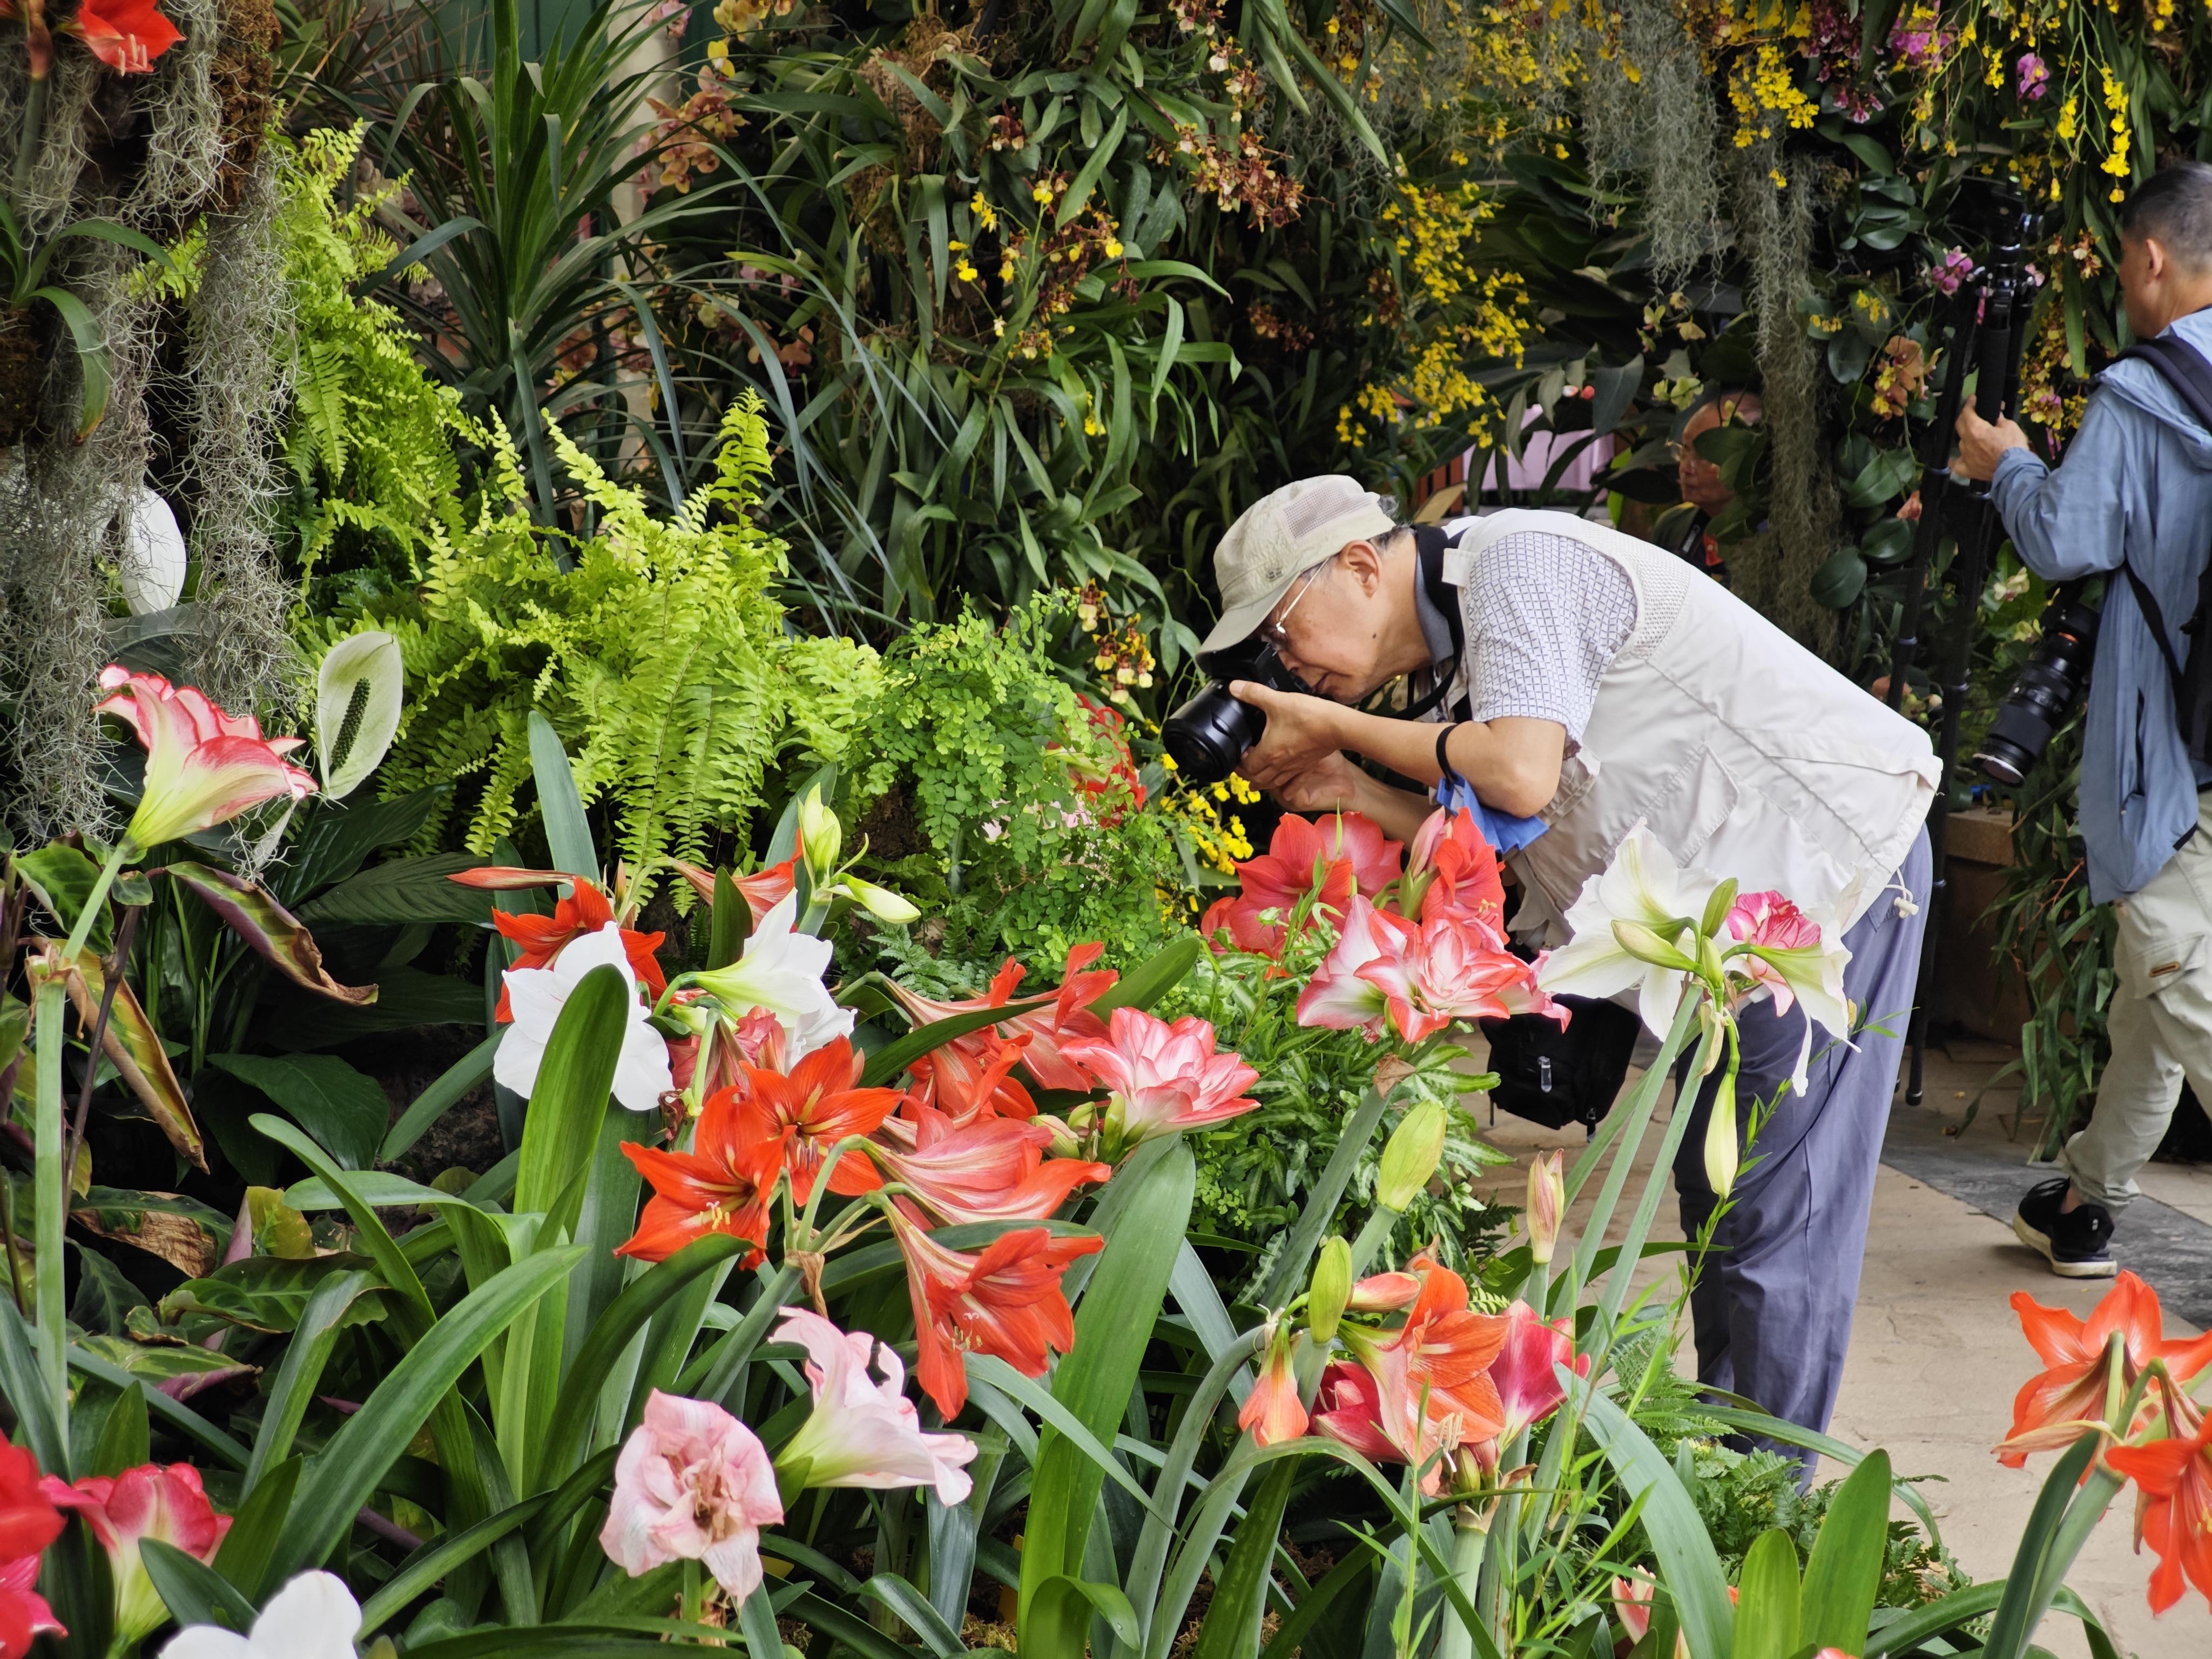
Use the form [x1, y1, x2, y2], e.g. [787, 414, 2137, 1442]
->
[332, 394, 877, 874]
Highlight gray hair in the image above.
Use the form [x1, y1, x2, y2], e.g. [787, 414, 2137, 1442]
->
[2120, 163, 2212, 271]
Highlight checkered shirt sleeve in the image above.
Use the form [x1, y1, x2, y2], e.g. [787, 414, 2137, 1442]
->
[1458, 530, 1637, 741]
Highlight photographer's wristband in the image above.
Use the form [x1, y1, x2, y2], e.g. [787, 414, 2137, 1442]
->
[1435, 721, 1466, 787]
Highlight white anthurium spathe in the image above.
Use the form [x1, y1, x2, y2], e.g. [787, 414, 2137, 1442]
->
[159, 1569, 360, 1659]
[689, 892, 854, 1058]
[315, 630, 406, 801]
[122, 487, 188, 616]
[497, 924, 675, 1112]
[1536, 821, 1723, 1037]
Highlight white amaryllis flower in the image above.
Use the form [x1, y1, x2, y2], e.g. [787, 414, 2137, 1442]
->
[159, 1570, 359, 1659]
[497, 923, 675, 1112]
[689, 893, 854, 1060]
[773, 1307, 978, 1503]
[1536, 822, 1722, 1037]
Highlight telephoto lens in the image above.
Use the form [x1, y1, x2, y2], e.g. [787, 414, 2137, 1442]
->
[1161, 644, 1307, 785]
[1975, 585, 2101, 786]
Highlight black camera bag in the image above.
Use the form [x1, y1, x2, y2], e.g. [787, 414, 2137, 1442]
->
[1478, 995, 1642, 1131]
[2108, 335, 2212, 767]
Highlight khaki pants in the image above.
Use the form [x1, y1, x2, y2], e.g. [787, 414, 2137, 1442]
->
[2062, 795, 2212, 1211]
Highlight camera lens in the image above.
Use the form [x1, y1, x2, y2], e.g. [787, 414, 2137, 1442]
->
[1973, 595, 2099, 785]
[1162, 685, 1266, 785]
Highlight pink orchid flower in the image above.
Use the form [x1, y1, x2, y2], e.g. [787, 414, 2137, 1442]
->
[95, 667, 315, 851]
[43, 1462, 231, 1647]
[601, 1391, 784, 1600]
[1058, 1007, 1259, 1152]
[772, 1309, 979, 1503]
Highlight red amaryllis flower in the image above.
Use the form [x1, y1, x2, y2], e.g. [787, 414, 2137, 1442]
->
[889, 1206, 1102, 1418]
[486, 878, 666, 1021]
[1404, 808, 1507, 928]
[0, 1446, 61, 1563]
[674, 855, 799, 925]
[30, 0, 183, 72]
[0, 1554, 63, 1657]
[1486, 1299, 1588, 1444]
[1237, 1323, 1308, 1447]
[2103, 1384, 2212, 1613]
[884, 943, 1118, 1094]
[95, 666, 315, 849]
[870, 1107, 1109, 1225]
[1202, 812, 1404, 957]
[737, 1037, 901, 1203]
[617, 1090, 783, 1267]
[1337, 1258, 1510, 1491]
[1058, 1007, 1259, 1151]
[1997, 1272, 2212, 1466]
[43, 1462, 230, 1646]
[903, 1036, 1037, 1125]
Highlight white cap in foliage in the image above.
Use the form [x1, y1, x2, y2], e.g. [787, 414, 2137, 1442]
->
[122, 487, 187, 616]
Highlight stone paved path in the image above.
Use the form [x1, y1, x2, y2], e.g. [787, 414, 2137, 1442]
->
[1466, 1034, 2212, 1659]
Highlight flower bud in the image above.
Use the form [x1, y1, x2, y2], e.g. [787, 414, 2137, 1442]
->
[1347, 1268, 1422, 1312]
[1035, 1113, 1083, 1158]
[1703, 1067, 1740, 1198]
[1377, 1098, 1447, 1211]
[1611, 919, 1697, 973]
[797, 786, 842, 880]
[1699, 878, 1738, 941]
[1526, 1148, 1563, 1265]
[1308, 1236, 1352, 1344]
[842, 876, 920, 924]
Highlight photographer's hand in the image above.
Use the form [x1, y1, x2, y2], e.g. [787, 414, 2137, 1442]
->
[1228, 682, 1352, 789]
[1953, 393, 2030, 482]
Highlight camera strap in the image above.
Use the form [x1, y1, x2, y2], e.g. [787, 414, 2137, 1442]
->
[1408, 524, 1473, 722]
[2110, 335, 2212, 766]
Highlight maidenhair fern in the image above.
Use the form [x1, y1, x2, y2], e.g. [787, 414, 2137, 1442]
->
[320, 396, 877, 873]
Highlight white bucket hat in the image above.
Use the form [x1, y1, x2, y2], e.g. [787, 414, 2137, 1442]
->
[1200, 475, 1398, 657]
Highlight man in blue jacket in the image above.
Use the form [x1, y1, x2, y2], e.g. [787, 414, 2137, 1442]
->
[1956, 161, 2212, 1277]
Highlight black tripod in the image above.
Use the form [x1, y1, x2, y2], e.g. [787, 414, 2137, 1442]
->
[1884, 187, 2042, 1107]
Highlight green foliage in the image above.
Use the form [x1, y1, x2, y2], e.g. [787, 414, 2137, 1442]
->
[274, 125, 476, 602]
[853, 595, 1181, 966]
[321, 397, 878, 868]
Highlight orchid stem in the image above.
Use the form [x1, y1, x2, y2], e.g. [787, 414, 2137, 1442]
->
[32, 839, 131, 1442]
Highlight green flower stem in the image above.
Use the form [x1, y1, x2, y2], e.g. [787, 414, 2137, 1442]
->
[1438, 1507, 1488, 1659]
[33, 838, 131, 1437]
[1347, 1201, 1400, 1278]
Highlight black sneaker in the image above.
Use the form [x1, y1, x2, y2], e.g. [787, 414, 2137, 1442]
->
[2012, 1176, 2117, 1278]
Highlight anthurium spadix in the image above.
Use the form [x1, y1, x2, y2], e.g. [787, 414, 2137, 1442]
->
[1536, 822, 1722, 1036]
[314, 630, 404, 801]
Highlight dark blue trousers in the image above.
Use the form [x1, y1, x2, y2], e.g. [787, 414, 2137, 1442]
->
[1672, 830, 1932, 1480]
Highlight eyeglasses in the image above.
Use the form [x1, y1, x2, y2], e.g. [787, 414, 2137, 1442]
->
[1256, 556, 1332, 651]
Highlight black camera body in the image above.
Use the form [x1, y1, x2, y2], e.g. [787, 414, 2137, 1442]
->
[1161, 643, 1312, 785]
[1975, 583, 2100, 786]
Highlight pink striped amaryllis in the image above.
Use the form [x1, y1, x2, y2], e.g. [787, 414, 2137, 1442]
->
[868, 1105, 1109, 1225]
[1401, 808, 1507, 928]
[95, 666, 315, 850]
[1058, 1006, 1259, 1154]
[771, 1309, 979, 1503]
[43, 1461, 230, 1647]
[1297, 895, 1566, 1043]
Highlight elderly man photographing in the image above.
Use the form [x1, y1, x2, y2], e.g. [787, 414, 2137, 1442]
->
[1202, 476, 1937, 1463]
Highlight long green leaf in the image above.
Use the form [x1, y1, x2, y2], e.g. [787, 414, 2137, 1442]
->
[1863, 1583, 2006, 1657]
[1017, 1139, 1193, 1626]
[246, 1270, 376, 1491]
[514, 963, 627, 1226]
[1573, 1373, 1734, 1659]
[1799, 1450, 1891, 1652]
[1730, 1529, 1799, 1659]
[859, 994, 1055, 1088]
[860, 1574, 965, 1658]
[0, 1297, 67, 1477]
[269, 1245, 584, 1583]
[528, 712, 598, 879]
[359, 1492, 552, 1636]
[1190, 1459, 1293, 1659]
[141, 1537, 257, 1632]
[1088, 936, 1199, 1017]
[214, 1456, 300, 1602]
[1027, 1575, 1142, 1659]
[965, 1353, 1159, 1515]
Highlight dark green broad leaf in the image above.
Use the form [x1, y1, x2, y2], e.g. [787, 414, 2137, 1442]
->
[75, 1334, 257, 1404]
[1828, 329, 1875, 387]
[158, 1253, 388, 1335]
[70, 1245, 149, 1337]
[280, 788, 450, 905]
[294, 852, 496, 927]
[1811, 547, 1870, 610]
[255, 965, 483, 1051]
[207, 1053, 389, 1171]
[11, 844, 112, 952]
[1860, 515, 1916, 565]
[1842, 443, 1915, 509]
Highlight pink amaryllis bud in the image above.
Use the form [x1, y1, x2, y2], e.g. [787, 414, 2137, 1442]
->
[771, 1309, 979, 1503]
[95, 667, 315, 851]
[1346, 1267, 1422, 1312]
[1236, 1320, 1309, 1447]
[42, 1462, 231, 1646]
[602, 1391, 784, 1601]
[1526, 1149, 1564, 1265]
